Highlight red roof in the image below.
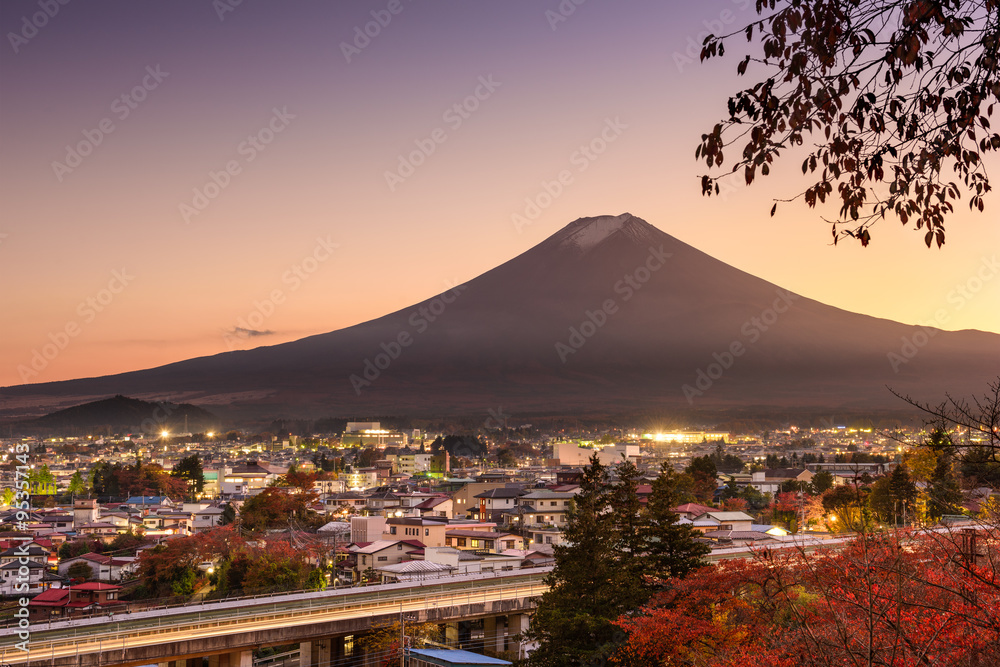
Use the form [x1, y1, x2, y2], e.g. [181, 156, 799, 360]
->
[400, 539, 426, 549]
[415, 497, 450, 509]
[72, 582, 121, 591]
[29, 589, 70, 607]
[673, 503, 715, 516]
[72, 552, 113, 564]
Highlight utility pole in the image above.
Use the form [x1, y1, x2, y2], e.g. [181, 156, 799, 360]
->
[798, 486, 805, 532]
[399, 605, 406, 667]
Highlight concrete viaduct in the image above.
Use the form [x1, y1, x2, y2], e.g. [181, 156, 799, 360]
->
[0, 569, 549, 667]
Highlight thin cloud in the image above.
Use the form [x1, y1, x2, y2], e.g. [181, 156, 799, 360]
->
[228, 327, 275, 338]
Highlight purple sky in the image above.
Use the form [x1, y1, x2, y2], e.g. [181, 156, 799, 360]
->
[1, 0, 998, 387]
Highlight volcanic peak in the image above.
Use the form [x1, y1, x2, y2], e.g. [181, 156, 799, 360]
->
[552, 212, 657, 253]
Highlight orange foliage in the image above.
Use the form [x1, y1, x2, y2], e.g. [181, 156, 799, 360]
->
[614, 528, 1000, 667]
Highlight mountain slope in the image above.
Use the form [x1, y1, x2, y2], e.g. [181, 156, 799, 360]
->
[2, 214, 997, 417]
[16, 395, 219, 433]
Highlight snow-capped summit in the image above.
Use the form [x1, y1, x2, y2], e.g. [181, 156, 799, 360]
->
[552, 213, 656, 252]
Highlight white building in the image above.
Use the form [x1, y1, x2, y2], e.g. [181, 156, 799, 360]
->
[553, 442, 640, 466]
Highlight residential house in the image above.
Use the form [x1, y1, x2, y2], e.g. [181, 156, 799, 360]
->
[383, 517, 447, 548]
[73, 499, 99, 527]
[0, 560, 64, 597]
[0, 544, 49, 567]
[682, 510, 753, 533]
[97, 511, 133, 531]
[123, 496, 175, 511]
[76, 522, 121, 539]
[749, 469, 814, 494]
[352, 540, 424, 578]
[421, 546, 523, 576]
[28, 582, 123, 621]
[472, 488, 523, 522]
[221, 465, 275, 496]
[36, 512, 74, 533]
[512, 489, 576, 531]
[414, 495, 453, 519]
[449, 482, 509, 519]
[58, 552, 135, 582]
[313, 477, 346, 495]
[672, 503, 715, 521]
[366, 491, 401, 514]
[375, 558, 455, 583]
[325, 492, 370, 514]
[524, 525, 564, 547]
[444, 530, 524, 553]
[193, 507, 225, 531]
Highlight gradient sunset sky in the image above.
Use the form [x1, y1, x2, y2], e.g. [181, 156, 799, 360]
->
[1, 0, 998, 388]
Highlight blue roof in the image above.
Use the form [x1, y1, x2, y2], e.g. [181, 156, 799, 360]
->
[125, 496, 168, 504]
[408, 648, 512, 666]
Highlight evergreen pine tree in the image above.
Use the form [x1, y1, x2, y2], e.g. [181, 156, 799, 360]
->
[527, 454, 621, 667]
[643, 463, 711, 584]
[527, 457, 710, 666]
[608, 458, 648, 610]
[927, 455, 963, 521]
[869, 464, 918, 524]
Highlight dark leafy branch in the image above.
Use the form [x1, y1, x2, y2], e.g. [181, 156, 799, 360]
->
[698, 0, 1000, 246]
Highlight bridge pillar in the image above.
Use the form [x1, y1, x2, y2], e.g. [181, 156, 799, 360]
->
[507, 613, 531, 656]
[483, 616, 504, 654]
[220, 650, 253, 667]
[300, 638, 333, 667]
[443, 622, 460, 646]
[317, 638, 334, 666]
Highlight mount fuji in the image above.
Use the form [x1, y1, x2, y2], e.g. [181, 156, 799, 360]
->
[3, 213, 997, 419]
